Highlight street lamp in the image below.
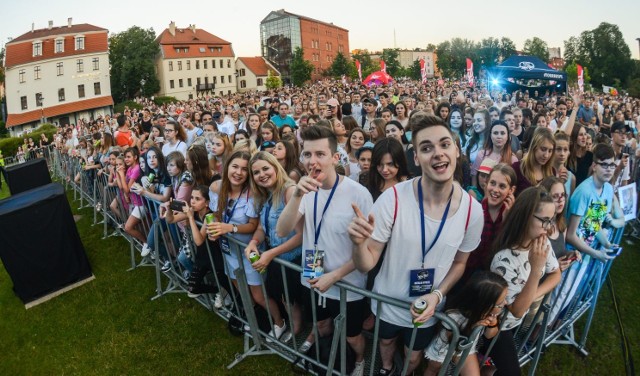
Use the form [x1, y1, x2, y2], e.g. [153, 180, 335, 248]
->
[140, 78, 146, 96]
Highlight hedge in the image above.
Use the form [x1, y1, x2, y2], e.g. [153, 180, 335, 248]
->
[0, 124, 58, 158]
[113, 100, 143, 114]
[153, 96, 177, 106]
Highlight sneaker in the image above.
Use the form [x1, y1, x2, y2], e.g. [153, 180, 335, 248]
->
[267, 321, 291, 343]
[298, 340, 313, 354]
[244, 323, 251, 332]
[187, 283, 215, 298]
[161, 260, 172, 272]
[214, 290, 229, 309]
[351, 360, 365, 376]
[140, 243, 151, 257]
[182, 270, 191, 280]
[376, 365, 396, 376]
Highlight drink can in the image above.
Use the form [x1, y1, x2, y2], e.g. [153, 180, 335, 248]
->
[413, 299, 428, 327]
[249, 251, 260, 263]
[148, 173, 155, 182]
[205, 213, 215, 224]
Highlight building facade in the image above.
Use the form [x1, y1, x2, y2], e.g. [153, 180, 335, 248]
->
[4, 19, 113, 136]
[236, 57, 280, 93]
[260, 9, 349, 82]
[155, 22, 236, 100]
[398, 50, 436, 78]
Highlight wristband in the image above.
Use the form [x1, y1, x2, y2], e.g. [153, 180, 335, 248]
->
[251, 238, 262, 245]
[432, 289, 443, 305]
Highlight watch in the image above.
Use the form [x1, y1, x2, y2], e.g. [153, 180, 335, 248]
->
[232, 224, 238, 233]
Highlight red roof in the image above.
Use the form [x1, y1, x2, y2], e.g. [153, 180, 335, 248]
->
[156, 26, 234, 59]
[7, 96, 114, 127]
[238, 57, 277, 76]
[156, 27, 231, 45]
[5, 32, 108, 68]
[8, 23, 107, 44]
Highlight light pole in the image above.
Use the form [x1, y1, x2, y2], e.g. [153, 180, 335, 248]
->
[140, 78, 146, 97]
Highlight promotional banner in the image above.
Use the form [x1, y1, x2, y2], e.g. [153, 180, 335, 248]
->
[466, 58, 474, 87]
[603, 85, 619, 96]
[420, 59, 427, 84]
[380, 59, 387, 73]
[577, 64, 584, 93]
[355, 60, 362, 81]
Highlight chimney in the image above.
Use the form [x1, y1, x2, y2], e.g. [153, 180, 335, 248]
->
[169, 21, 176, 36]
[32, 22, 35, 32]
[48, 20, 53, 30]
[68, 17, 72, 28]
[190, 24, 196, 34]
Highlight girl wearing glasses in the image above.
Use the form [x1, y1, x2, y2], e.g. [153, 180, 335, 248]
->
[485, 186, 561, 375]
[161, 120, 188, 158]
[540, 177, 580, 271]
[424, 271, 508, 376]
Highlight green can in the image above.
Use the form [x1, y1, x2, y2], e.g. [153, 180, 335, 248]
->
[148, 173, 155, 182]
[205, 213, 216, 224]
[249, 251, 266, 274]
[412, 299, 428, 327]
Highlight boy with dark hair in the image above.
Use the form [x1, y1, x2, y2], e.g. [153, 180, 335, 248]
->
[277, 125, 373, 376]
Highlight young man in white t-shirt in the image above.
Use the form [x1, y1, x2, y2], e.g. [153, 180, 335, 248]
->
[277, 125, 373, 376]
[349, 114, 483, 375]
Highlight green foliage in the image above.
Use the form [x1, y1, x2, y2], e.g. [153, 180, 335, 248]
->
[425, 44, 437, 52]
[265, 70, 283, 90]
[565, 62, 591, 85]
[109, 26, 161, 102]
[0, 47, 5, 87]
[328, 52, 352, 78]
[628, 78, 640, 98]
[351, 51, 376, 78]
[408, 59, 422, 81]
[113, 100, 143, 114]
[0, 124, 57, 157]
[381, 48, 401, 76]
[523, 37, 550, 62]
[152, 96, 178, 106]
[289, 47, 314, 87]
[436, 38, 477, 78]
[0, 120, 7, 139]
[563, 23, 634, 88]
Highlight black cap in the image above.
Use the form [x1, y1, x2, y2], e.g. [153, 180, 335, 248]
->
[611, 121, 630, 134]
[212, 111, 222, 119]
[363, 98, 378, 106]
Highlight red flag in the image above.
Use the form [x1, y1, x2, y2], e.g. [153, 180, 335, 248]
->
[420, 59, 427, 84]
[577, 64, 584, 93]
[355, 60, 362, 81]
[466, 58, 474, 87]
[380, 59, 386, 73]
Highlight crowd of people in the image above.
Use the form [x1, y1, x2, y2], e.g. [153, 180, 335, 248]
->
[46, 78, 637, 376]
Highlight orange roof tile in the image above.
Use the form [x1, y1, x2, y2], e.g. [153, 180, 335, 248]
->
[5, 32, 108, 68]
[9, 23, 107, 44]
[156, 26, 234, 59]
[156, 27, 231, 45]
[7, 96, 114, 127]
[238, 57, 277, 76]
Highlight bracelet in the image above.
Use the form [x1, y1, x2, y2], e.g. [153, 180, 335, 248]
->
[251, 238, 262, 245]
[432, 289, 443, 305]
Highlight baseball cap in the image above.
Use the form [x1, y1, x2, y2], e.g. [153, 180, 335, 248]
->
[363, 98, 378, 106]
[212, 111, 222, 119]
[327, 98, 340, 107]
[611, 121, 630, 134]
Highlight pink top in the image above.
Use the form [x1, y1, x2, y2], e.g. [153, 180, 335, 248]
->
[126, 165, 143, 207]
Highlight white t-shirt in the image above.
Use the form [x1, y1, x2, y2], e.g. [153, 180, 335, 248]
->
[370, 179, 483, 327]
[298, 175, 373, 301]
[162, 140, 187, 157]
[216, 120, 236, 136]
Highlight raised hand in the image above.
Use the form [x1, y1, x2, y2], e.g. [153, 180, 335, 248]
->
[348, 203, 375, 245]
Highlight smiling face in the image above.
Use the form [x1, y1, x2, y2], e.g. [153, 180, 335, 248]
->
[251, 159, 277, 189]
[350, 131, 365, 151]
[486, 171, 514, 208]
[473, 113, 487, 134]
[376, 153, 399, 182]
[227, 157, 249, 187]
[413, 125, 458, 184]
[385, 124, 404, 141]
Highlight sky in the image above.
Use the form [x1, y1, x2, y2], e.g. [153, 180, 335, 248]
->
[2, 0, 640, 60]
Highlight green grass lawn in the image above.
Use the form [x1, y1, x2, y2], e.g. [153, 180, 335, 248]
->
[0, 183, 638, 375]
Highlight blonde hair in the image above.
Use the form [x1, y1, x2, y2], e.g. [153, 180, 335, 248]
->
[233, 139, 258, 155]
[521, 127, 555, 186]
[249, 151, 294, 211]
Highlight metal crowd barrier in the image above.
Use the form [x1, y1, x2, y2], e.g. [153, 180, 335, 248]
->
[46, 147, 627, 375]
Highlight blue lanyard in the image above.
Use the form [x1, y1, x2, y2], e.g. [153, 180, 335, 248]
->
[263, 197, 272, 239]
[418, 178, 454, 268]
[223, 189, 246, 223]
[313, 173, 340, 248]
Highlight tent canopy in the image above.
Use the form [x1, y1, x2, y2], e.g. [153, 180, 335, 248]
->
[363, 70, 393, 86]
[489, 55, 566, 81]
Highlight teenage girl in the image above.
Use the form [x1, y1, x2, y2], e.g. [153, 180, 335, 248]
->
[272, 140, 304, 183]
[512, 127, 556, 196]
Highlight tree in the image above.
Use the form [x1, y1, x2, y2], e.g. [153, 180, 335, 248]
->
[265, 70, 282, 90]
[381, 48, 401, 76]
[499, 37, 517, 62]
[351, 50, 376, 78]
[435, 41, 454, 78]
[477, 37, 501, 68]
[328, 52, 351, 78]
[109, 26, 160, 102]
[0, 47, 5, 93]
[563, 36, 580, 65]
[289, 47, 313, 86]
[425, 44, 437, 52]
[565, 62, 591, 85]
[523, 37, 550, 61]
[408, 59, 422, 81]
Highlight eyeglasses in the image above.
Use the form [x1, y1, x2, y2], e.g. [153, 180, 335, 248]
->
[533, 215, 555, 230]
[595, 162, 616, 170]
[552, 192, 566, 202]
[612, 130, 627, 136]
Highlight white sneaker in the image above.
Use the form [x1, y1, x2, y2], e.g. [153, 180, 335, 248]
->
[351, 360, 365, 376]
[140, 243, 151, 257]
[267, 321, 291, 343]
[298, 340, 313, 354]
[214, 293, 224, 309]
[214, 290, 231, 309]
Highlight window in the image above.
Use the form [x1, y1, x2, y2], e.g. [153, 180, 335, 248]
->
[92, 58, 99, 70]
[19, 69, 25, 83]
[187, 60, 191, 70]
[34, 66, 41, 80]
[76, 59, 84, 73]
[219, 59, 223, 68]
[240, 80, 246, 88]
[57, 62, 64, 76]
[187, 78, 192, 86]
[58, 88, 65, 102]
[221, 76, 225, 84]
[94, 82, 101, 95]
[338, 45, 343, 53]
[179, 79, 183, 88]
[239, 68, 245, 77]
[36, 93, 43, 107]
[188, 94, 193, 100]
[169, 61, 173, 71]
[204, 76, 209, 85]
[21, 96, 28, 110]
[75, 36, 85, 50]
[197, 77, 201, 85]
[204, 60, 207, 69]
[227, 59, 231, 68]
[212, 76, 217, 84]
[199, 47, 205, 53]
[178, 61, 182, 70]
[257, 78, 263, 86]
[170, 80, 175, 89]
[228, 75, 232, 83]
[33, 42, 42, 56]
[212, 59, 216, 68]
[196, 60, 200, 69]
[55, 39, 64, 53]
[78, 84, 85, 98]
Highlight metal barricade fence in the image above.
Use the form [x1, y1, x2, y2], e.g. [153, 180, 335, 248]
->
[45, 150, 628, 375]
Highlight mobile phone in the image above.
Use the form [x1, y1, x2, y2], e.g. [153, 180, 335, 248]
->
[606, 246, 622, 257]
[170, 200, 187, 211]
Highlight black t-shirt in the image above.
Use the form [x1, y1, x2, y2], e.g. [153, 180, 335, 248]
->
[140, 118, 153, 134]
[571, 151, 593, 187]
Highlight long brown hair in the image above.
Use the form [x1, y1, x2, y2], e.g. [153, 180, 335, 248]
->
[521, 127, 555, 186]
[216, 150, 252, 218]
[186, 145, 213, 186]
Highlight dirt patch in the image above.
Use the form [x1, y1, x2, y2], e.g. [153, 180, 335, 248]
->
[73, 215, 83, 222]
